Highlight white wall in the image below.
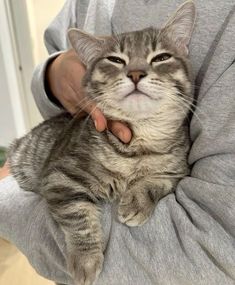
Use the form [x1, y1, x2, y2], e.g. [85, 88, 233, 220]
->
[26, 0, 64, 64]
[0, 45, 17, 147]
[0, 0, 65, 147]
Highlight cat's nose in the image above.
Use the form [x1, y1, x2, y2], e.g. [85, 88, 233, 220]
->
[127, 70, 147, 84]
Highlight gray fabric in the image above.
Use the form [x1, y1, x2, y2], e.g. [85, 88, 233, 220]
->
[1, 0, 235, 284]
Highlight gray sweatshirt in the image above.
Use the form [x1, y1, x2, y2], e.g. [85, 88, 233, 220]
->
[1, 1, 235, 284]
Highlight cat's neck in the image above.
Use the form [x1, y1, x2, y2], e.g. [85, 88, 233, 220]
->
[106, 115, 187, 156]
[130, 117, 185, 152]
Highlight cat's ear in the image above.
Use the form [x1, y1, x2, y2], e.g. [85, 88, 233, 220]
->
[161, 0, 196, 55]
[68, 28, 105, 65]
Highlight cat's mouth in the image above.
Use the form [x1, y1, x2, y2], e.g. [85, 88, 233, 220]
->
[124, 90, 152, 100]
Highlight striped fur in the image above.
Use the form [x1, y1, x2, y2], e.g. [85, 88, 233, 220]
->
[8, 2, 196, 284]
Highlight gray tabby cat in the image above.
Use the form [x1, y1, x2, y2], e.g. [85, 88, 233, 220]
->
[8, 1, 196, 284]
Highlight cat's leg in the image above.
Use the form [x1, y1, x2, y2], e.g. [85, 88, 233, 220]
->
[118, 178, 174, 227]
[42, 179, 104, 285]
[51, 198, 103, 285]
[118, 186, 155, 227]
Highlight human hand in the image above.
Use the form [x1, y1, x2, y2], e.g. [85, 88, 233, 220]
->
[46, 49, 132, 143]
[0, 162, 10, 180]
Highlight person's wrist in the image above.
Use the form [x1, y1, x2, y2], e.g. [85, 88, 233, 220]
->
[45, 55, 63, 107]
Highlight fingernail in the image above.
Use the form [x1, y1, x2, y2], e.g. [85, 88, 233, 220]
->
[120, 130, 131, 143]
[118, 130, 125, 141]
[94, 120, 98, 130]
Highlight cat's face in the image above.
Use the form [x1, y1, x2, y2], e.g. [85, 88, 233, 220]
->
[84, 28, 193, 119]
[69, 1, 196, 121]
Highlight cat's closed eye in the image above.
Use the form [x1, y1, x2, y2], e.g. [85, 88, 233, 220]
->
[106, 56, 126, 65]
[151, 53, 172, 63]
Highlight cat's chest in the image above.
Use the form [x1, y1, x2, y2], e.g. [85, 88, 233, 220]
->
[96, 146, 176, 181]
[94, 149, 180, 200]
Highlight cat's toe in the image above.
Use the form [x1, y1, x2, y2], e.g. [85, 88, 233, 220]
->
[68, 252, 104, 285]
[118, 203, 153, 227]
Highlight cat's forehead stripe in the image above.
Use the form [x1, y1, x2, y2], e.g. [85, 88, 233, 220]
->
[113, 28, 158, 58]
[111, 28, 181, 60]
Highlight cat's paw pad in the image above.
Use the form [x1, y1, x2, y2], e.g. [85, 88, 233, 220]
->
[118, 199, 153, 227]
[69, 252, 104, 285]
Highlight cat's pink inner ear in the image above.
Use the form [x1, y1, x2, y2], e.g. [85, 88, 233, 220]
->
[161, 1, 196, 55]
[68, 28, 103, 65]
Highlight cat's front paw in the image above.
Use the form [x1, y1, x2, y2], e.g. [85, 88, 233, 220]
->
[68, 251, 104, 285]
[118, 194, 154, 227]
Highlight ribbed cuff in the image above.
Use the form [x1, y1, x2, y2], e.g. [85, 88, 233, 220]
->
[31, 51, 66, 119]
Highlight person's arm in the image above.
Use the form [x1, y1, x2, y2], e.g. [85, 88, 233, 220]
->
[0, 175, 73, 284]
[161, 62, 235, 283]
[31, 0, 78, 119]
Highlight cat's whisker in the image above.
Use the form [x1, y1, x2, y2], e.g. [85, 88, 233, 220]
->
[173, 96, 204, 128]
[174, 82, 203, 90]
[157, 84, 206, 123]
[175, 89, 201, 105]
[151, 85, 204, 128]
[72, 97, 96, 117]
[175, 91, 207, 117]
[73, 96, 106, 120]
[72, 105, 100, 142]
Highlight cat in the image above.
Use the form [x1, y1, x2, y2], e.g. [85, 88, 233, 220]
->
[8, 1, 196, 284]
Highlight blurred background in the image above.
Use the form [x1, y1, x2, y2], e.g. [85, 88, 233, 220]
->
[0, 0, 64, 147]
[0, 0, 64, 284]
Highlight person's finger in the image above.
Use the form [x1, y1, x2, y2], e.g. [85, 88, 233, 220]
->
[0, 162, 10, 180]
[70, 99, 107, 132]
[91, 110, 107, 132]
[79, 99, 107, 132]
[107, 121, 132, 143]
[71, 107, 87, 118]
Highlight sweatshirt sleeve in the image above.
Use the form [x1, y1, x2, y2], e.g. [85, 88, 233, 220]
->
[0, 176, 111, 285]
[0, 176, 73, 284]
[31, 0, 78, 119]
[164, 62, 235, 283]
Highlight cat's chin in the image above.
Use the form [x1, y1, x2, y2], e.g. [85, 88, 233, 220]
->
[119, 95, 157, 118]
[124, 90, 152, 100]
[97, 103, 157, 122]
